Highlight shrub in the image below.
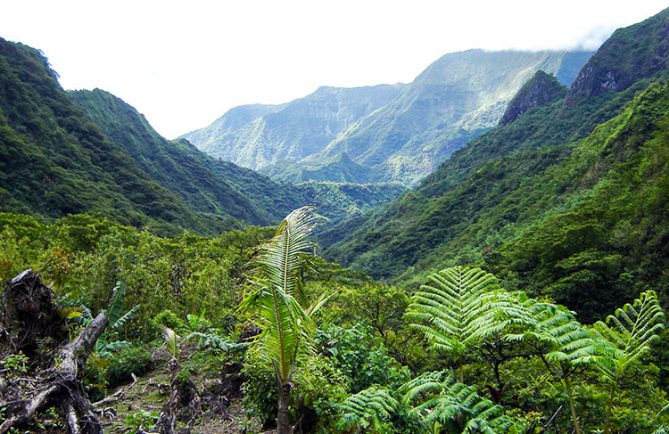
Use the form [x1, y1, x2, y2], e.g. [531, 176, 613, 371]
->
[105, 346, 153, 388]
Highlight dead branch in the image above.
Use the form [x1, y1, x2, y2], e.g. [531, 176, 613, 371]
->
[0, 271, 109, 434]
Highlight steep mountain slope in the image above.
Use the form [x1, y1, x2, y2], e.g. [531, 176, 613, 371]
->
[0, 38, 402, 236]
[297, 181, 405, 228]
[569, 8, 669, 100]
[0, 37, 316, 235]
[0, 38, 225, 235]
[302, 50, 591, 184]
[325, 8, 669, 320]
[70, 89, 405, 229]
[499, 70, 567, 125]
[181, 84, 403, 170]
[69, 89, 304, 226]
[186, 51, 591, 186]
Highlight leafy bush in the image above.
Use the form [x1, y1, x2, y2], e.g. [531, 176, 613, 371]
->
[317, 324, 409, 392]
[105, 346, 153, 388]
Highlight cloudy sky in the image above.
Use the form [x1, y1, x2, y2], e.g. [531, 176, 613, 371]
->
[1, 0, 667, 138]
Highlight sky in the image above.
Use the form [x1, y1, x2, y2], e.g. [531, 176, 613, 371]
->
[1, 1, 668, 138]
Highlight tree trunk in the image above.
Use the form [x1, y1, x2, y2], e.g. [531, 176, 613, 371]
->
[155, 358, 201, 434]
[277, 382, 292, 434]
[562, 373, 582, 434]
[0, 270, 108, 434]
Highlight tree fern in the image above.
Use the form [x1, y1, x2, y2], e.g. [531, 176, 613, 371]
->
[405, 266, 531, 358]
[575, 290, 665, 380]
[400, 371, 522, 433]
[336, 386, 399, 433]
[507, 300, 594, 364]
[506, 300, 595, 434]
[574, 290, 665, 434]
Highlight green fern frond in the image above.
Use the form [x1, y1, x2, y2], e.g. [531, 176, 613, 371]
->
[406, 266, 533, 357]
[578, 290, 665, 381]
[81, 305, 93, 322]
[96, 340, 132, 359]
[400, 371, 522, 433]
[336, 386, 399, 433]
[509, 300, 597, 364]
[184, 331, 245, 351]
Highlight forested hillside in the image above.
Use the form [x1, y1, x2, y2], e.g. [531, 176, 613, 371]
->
[326, 8, 669, 323]
[182, 84, 403, 171]
[69, 89, 305, 227]
[0, 42, 403, 236]
[1, 6, 669, 434]
[0, 38, 305, 235]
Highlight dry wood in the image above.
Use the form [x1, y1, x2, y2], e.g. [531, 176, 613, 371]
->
[0, 271, 109, 434]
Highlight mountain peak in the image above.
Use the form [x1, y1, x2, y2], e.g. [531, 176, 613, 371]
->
[499, 70, 567, 125]
[568, 7, 669, 100]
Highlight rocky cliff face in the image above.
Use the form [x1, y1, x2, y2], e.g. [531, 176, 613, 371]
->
[290, 50, 592, 185]
[181, 85, 403, 170]
[569, 7, 669, 100]
[184, 50, 592, 186]
[500, 70, 567, 125]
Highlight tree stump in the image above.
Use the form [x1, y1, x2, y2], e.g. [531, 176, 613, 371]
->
[0, 270, 108, 434]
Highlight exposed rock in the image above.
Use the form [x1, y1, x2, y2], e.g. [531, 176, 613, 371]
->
[568, 7, 669, 101]
[499, 71, 567, 125]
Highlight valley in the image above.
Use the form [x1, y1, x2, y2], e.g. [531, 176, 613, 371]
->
[1, 6, 669, 434]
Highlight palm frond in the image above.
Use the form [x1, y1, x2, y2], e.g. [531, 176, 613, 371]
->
[244, 206, 330, 389]
[255, 205, 317, 305]
[105, 281, 127, 326]
[111, 304, 140, 329]
[162, 327, 179, 360]
[405, 266, 533, 357]
[336, 386, 399, 434]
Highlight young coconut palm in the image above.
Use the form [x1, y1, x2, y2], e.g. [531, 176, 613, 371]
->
[243, 206, 327, 434]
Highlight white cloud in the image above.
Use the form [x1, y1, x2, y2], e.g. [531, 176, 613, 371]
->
[1, 0, 667, 137]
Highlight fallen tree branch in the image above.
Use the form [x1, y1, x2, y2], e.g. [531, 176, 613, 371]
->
[0, 271, 109, 434]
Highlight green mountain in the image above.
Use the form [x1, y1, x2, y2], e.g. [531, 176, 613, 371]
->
[68, 90, 406, 230]
[0, 39, 404, 235]
[499, 70, 567, 125]
[68, 89, 304, 227]
[0, 38, 308, 235]
[181, 84, 404, 170]
[185, 51, 591, 186]
[297, 181, 406, 228]
[300, 50, 591, 185]
[325, 8, 669, 321]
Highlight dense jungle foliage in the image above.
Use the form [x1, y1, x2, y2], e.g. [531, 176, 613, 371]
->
[1, 211, 668, 433]
[324, 7, 669, 327]
[2, 7, 669, 434]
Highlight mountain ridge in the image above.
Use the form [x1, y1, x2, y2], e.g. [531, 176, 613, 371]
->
[323, 7, 669, 321]
[186, 49, 592, 185]
[181, 84, 404, 170]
